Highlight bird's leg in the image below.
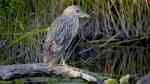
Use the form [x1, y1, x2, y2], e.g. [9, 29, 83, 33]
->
[47, 59, 57, 68]
[48, 63, 53, 68]
[62, 59, 67, 66]
[60, 55, 68, 66]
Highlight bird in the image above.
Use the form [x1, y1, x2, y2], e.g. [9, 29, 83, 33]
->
[42, 5, 90, 67]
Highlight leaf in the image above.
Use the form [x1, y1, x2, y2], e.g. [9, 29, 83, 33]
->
[8, 28, 48, 47]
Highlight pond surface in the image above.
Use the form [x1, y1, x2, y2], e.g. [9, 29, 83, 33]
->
[0, 77, 87, 84]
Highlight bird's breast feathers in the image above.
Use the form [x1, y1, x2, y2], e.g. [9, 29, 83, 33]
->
[46, 16, 79, 49]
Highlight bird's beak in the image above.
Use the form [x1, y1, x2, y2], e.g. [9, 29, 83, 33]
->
[80, 12, 90, 18]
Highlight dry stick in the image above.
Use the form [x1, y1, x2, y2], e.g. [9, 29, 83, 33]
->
[98, 32, 121, 47]
[104, 36, 150, 48]
[87, 33, 121, 44]
[0, 63, 101, 81]
[86, 35, 150, 47]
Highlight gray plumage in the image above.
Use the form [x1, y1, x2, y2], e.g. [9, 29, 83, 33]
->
[47, 16, 79, 50]
[42, 5, 90, 66]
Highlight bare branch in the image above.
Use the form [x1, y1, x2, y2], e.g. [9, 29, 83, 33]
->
[0, 63, 98, 82]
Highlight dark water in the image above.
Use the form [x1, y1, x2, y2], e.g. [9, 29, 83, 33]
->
[0, 77, 87, 84]
[96, 46, 150, 75]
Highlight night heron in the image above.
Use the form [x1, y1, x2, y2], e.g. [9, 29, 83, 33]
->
[42, 5, 90, 67]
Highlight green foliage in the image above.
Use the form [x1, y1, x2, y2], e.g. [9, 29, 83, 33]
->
[8, 28, 48, 47]
[0, 80, 13, 84]
[104, 79, 118, 84]
[48, 78, 86, 84]
[0, 0, 150, 83]
[119, 75, 130, 84]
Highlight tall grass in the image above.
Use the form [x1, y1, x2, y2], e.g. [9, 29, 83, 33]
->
[0, 0, 150, 77]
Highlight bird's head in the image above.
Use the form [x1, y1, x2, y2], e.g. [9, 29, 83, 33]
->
[62, 5, 90, 18]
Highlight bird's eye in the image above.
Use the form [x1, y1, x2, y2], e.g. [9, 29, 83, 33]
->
[76, 9, 80, 13]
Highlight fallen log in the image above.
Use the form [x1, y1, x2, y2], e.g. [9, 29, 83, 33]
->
[0, 63, 100, 82]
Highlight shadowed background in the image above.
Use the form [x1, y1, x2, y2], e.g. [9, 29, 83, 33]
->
[0, 0, 150, 81]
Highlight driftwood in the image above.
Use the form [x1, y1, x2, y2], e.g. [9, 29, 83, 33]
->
[0, 63, 99, 82]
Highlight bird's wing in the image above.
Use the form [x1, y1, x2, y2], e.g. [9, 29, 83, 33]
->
[45, 16, 79, 51]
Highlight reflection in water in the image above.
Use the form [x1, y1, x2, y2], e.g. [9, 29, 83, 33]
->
[95, 46, 150, 75]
